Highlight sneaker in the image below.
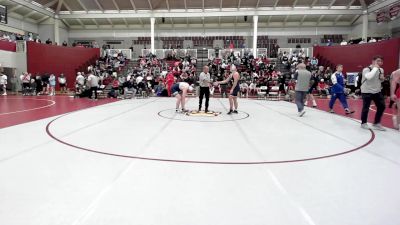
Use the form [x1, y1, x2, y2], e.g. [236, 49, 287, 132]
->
[298, 110, 306, 117]
[304, 101, 308, 106]
[345, 109, 355, 114]
[329, 109, 335, 113]
[175, 109, 180, 113]
[227, 110, 233, 115]
[361, 123, 370, 130]
[205, 109, 209, 113]
[372, 123, 386, 131]
[312, 105, 317, 108]
[182, 109, 189, 113]
[2, 93, 6, 96]
[233, 110, 238, 114]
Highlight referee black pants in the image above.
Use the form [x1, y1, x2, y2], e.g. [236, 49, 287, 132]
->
[199, 86, 210, 111]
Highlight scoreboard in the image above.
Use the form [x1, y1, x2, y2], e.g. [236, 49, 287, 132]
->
[0, 4, 7, 24]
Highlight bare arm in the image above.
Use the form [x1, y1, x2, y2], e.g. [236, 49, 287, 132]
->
[231, 72, 239, 91]
[217, 75, 232, 85]
[391, 70, 400, 100]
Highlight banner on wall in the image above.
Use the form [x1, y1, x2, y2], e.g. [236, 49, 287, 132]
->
[376, 10, 389, 23]
[389, 3, 400, 19]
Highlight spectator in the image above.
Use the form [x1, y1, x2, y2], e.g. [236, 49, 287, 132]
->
[49, 74, 56, 96]
[45, 38, 52, 45]
[58, 73, 67, 93]
[20, 72, 31, 96]
[87, 73, 99, 100]
[62, 41, 68, 47]
[0, 72, 7, 95]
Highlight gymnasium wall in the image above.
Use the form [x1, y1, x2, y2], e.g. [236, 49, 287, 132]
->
[27, 41, 100, 89]
[313, 38, 400, 74]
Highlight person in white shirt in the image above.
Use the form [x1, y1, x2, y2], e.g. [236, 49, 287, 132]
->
[76, 72, 85, 86]
[340, 40, 348, 45]
[48, 74, 56, 96]
[87, 73, 99, 100]
[20, 72, 31, 95]
[198, 66, 211, 112]
[0, 73, 7, 95]
[58, 73, 67, 93]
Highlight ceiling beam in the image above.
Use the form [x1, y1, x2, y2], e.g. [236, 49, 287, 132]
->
[59, 8, 363, 19]
[300, 15, 307, 25]
[129, 0, 137, 12]
[63, 1, 72, 13]
[184, 0, 187, 11]
[333, 15, 342, 25]
[237, 0, 241, 9]
[273, 0, 280, 8]
[147, 0, 153, 10]
[328, 0, 337, 8]
[43, 0, 58, 8]
[256, 0, 260, 8]
[166, 0, 170, 11]
[220, 0, 223, 11]
[283, 15, 289, 25]
[94, 0, 104, 11]
[123, 18, 129, 27]
[62, 19, 70, 27]
[202, 0, 205, 11]
[92, 18, 99, 28]
[107, 18, 114, 27]
[76, 0, 88, 12]
[317, 15, 325, 25]
[267, 15, 272, 25]
[56, 0, 64, 14]
[77, 18, 85, 28]
[368, 0, 400, 13]
[8, 0, 54, 17]
[359, 0, 367, 10]
[347, 0, 357, 9]
[292, 0, 299, 8]
[112, 0, 120, 11]
[37, 15, 50, 24]
[170, 17, 174, 27]
[8, 5, 22, 13]
[350, 14, 360, 25]
[23, 11, 37, 19]
[311, 0, 318, 7]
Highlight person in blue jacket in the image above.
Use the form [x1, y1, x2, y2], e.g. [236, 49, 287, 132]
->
[329, 64, 355, 114]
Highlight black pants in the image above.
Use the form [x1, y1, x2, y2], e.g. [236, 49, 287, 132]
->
[199, 87, 210, 110]
[361, 92, 386, 124]
[90, 86, 98, 99]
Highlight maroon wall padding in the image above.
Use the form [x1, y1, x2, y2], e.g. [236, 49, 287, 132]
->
[27, 42, 100, 89]
[313, 38, 400, 74]
[0, 40, 16, 52]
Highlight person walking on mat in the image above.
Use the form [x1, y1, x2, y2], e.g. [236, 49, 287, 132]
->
[329, 64, 355, 114]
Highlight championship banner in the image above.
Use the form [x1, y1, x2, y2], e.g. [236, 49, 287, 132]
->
[376, 10, 388, 23]
[389, 3, 400, 19]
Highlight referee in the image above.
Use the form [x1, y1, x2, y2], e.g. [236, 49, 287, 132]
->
[199, 66, 211, 113]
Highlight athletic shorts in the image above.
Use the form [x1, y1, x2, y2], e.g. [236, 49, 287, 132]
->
[171, 83, 181, 96]
[231, 85, 240, 97]
[60, 83, 66, 87]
